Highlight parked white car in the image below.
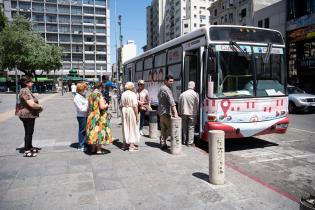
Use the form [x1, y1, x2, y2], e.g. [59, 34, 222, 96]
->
[288, 85, 315, 113]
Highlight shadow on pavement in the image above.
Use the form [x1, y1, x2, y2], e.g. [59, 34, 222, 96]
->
[192, 172, 209, 183]
[112, 139, 123, 150]
[145, 141, 160, 148]
[69, 142, 79, 149]
[195, 137, 279, 153]
[83, 148, 111, 156]
[16, 147, 25, 153]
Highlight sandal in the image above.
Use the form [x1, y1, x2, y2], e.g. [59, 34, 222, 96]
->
[23, 151, 37, 157]
[129, 147, 139, 152]
[31, 148, 40, 153]
[96, 150, 106, 155]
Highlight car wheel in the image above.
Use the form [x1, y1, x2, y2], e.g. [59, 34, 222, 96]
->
[288, 102, 296, 114]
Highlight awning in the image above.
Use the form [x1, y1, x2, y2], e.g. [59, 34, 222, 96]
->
[0, 77, 7, 82]
[63, 76, 86, 81]
[32, 77, 54, 82]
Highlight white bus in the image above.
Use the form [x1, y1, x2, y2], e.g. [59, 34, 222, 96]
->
[123, 25, 289, 140]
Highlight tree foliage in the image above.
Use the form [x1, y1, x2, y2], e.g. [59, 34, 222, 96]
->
[0, 7, 7, 32]
[0, 15, 63, 77]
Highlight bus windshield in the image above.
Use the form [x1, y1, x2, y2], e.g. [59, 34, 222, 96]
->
[210, 45, 286, 98]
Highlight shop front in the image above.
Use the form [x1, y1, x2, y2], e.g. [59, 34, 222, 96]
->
[287, 14, 315, 94]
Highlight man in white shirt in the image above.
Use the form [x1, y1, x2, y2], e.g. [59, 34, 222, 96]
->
[71, 83, 77, 96]
[178, 81, 199, 146]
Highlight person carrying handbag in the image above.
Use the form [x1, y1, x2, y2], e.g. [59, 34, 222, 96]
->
[16, 76, 43, 157]
[136, 80, 151, 136]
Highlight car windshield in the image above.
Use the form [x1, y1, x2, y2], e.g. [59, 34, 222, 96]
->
[288, 86, 304, 94]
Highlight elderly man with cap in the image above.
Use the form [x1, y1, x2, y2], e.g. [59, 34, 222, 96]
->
[136, 80, 151, 135]
[178, 81, 199, 146]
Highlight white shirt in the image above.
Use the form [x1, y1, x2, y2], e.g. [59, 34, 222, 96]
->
[73, 93, 88, 117]
[71, 84, 76, 93]
[178, 89, 199, 116]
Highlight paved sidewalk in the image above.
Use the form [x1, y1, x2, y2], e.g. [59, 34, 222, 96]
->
[0, 93, 299, 210]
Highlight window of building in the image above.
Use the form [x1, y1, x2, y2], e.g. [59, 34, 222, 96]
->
[258, 20, 263, 27]
[213, 21, 217, 25]
[200, 7, 206, 10]
[264, 18, 269, 28]
[241, 8, 246, 18]
[225, 15, 227, 23]
[184, 23, 188, 28]
[214, 9, 217, 16]
[229, 13, 233, 22]
[194, 23, 197, 27]
[200, 15, 206, 19]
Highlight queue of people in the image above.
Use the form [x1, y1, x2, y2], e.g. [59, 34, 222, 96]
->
[17, 74, 199, 157]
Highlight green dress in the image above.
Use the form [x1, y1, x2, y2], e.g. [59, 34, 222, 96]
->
[86, 89, 112, 145]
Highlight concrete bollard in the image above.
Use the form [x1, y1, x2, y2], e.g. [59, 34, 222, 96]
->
[208, 130, 225, 185]
[149, 110, 158, 139]
[170, 117, 182, 155]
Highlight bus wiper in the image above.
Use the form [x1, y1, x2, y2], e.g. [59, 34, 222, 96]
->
[229, 41, 248, 57]
[264, 42, 272, 64]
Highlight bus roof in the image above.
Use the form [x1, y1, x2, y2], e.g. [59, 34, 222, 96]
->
[124, 25, 284, 65]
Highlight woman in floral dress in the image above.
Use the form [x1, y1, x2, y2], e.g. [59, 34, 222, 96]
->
[86, 82, 112, 154]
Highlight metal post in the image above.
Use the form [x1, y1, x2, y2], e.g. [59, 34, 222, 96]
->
[61, 67, 64, 96]
[170, 117, 182, 155]
[208, 130, 225, 185]
[14, 67, 18, 104]
[100, 66, 103, 82]
[118, 15, 123, 82]
[149, 110, 158, 139]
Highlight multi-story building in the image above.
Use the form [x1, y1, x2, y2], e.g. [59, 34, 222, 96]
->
[209, 0, 281, 26]
[165, 0, 213, 42]
[146, 0, 213, 50]
[286, 0, 315, 93]
[253, 0, 286, 36]
[3, 0, 110, 78]
[146, 0, 166, 50]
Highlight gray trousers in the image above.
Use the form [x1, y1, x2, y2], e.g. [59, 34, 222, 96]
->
[181, 115, 196, 145]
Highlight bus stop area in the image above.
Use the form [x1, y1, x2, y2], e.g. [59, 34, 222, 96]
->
[0, 93, 309, 209]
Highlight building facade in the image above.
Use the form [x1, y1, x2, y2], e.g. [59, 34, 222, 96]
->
[146, 0, 166, 50]
[286, 0, 315, 93]
[253, 0, 286, 36]
[209, 0, 282, 26]
[146, 0, 213, 50]
[3, 0, 110, 77]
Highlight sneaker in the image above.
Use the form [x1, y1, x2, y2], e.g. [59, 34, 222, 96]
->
[139, 130, 144, 136]
[160, 145, 168, 150]
[78, 147, 86, 152]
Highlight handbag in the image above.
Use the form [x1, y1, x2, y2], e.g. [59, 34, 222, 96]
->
[15, 103, 22, 116]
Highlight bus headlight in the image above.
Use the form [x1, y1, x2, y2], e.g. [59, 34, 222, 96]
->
[208, 114, 217, 122]
[276, 123, 288, 129]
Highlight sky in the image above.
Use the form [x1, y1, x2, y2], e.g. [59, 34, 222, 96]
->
[109, 0, 151, 64]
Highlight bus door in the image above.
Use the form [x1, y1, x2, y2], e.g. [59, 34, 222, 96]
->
[183, 48, 201, 134]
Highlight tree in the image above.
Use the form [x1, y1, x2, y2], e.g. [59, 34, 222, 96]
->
[0, 15, 63, 78]
[0, 7, 7, 32]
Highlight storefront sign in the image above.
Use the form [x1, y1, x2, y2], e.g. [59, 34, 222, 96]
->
[287, 13, 315, 31]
